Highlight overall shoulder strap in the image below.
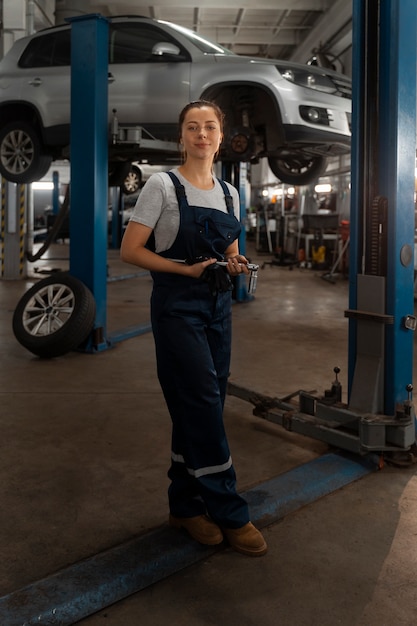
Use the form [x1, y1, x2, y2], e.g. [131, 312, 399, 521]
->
[217, 179, 235, 216]
[166, 171, 187, 207]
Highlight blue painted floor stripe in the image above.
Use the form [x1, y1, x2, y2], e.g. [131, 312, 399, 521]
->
[0, 452, 376, 626]
[108, 323, 152, 344]
[246, 451, 377, 525]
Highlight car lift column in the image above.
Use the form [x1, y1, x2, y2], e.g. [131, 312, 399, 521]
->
[68, 14, 109, 351]
[348, 0, 417, 416]
[221, 161, 250, 302]
[227, 0, 415, 457]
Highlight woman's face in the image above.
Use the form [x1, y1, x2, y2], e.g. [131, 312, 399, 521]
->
[180, 106, 223, 162]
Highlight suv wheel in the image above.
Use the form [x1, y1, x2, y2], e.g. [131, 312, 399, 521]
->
[0, 121, 52, 184]
[268, 154, 327, 186]
[108, 161, 132, 189]
[12, 272, 96, 358]
[121, 164, 142, 195]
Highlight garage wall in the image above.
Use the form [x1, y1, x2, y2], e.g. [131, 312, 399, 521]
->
[1, 0, 55, 57]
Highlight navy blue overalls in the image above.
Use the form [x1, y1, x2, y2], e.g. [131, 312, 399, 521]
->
[150, 172, 250, 528]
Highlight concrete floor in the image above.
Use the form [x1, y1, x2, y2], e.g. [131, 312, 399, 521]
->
[1, 241, 417, 625]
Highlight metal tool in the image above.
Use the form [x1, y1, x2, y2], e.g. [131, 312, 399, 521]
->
[215, 261, 259, 294]
[168, 259, 259, 295]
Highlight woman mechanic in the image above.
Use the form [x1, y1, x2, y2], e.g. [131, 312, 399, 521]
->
[120, 100, 267, 557]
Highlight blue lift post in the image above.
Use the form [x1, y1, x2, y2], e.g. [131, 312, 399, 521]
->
[68, 14, 110, 351]
[236, 161, 252, 301]
[109, 185, 122, 250]
[52, 170, 60, 216]
[221, 161, 252, 302]
[228, 0, 416, 458]
[348, 0, 417, 417]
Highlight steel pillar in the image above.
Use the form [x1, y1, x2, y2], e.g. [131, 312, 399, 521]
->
[109, 186, 123, 250]
[52, 171, 60, 216]
[348, 0, 417, 416]
[68, 14, 109, 351]
[221, 161, 251, 302]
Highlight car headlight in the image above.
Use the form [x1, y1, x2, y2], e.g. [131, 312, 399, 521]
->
[277, 65, 338, 95]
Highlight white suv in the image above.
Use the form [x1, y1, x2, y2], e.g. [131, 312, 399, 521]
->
[119, 162, 177, 195]
[0, 15, 351, 186]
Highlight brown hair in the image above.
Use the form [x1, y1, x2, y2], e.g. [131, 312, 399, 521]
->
[178, 100, 225, 162]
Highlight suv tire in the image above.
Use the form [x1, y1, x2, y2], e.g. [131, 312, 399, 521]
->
[0, 121, 52, 184]
[12, 272, 96, 358]
[121, 164, 142, 195]
[268, 154, 327, 186]
[108, 161, 132, 189]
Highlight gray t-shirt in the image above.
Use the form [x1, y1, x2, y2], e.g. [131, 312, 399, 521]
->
[129, 168, 240, 253]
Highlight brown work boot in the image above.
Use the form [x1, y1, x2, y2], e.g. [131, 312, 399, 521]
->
[169, 514, 224, 545]
[223, 522, 267, 556]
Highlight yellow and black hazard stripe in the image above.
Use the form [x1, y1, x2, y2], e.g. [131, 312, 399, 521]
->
[0, 178, 5, 278]
[18, 184, 25, 276]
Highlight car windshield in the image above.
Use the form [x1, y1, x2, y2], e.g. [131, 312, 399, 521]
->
[158, 20, 234, 55]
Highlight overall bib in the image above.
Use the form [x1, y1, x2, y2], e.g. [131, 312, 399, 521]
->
[150, 172, 250, 528]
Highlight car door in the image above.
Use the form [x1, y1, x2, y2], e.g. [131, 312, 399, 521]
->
[17, 28, 71, 133]
[107, 21, 191, 140]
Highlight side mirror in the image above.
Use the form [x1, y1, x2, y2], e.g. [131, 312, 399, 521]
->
[152, 42, 181, 57]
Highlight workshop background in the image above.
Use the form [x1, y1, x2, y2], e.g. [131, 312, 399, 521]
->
[0, 2, 417, 626]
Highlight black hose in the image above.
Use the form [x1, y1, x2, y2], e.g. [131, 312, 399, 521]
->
[26, 186, 70, 263]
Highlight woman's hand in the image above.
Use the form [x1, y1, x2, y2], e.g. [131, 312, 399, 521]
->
[181, 258, 217, 278]
[225, 254, 249, 275]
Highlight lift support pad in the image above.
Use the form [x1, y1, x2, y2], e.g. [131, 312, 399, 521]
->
[0, 452, 376, 626]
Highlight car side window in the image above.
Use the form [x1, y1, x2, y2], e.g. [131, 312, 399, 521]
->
[109, 23, 190, 63]
[19, 30, 71, 68]
[18, 23, 190, 69]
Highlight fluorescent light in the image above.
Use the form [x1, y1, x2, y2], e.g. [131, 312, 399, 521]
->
[315, 183, 332, 193]
[32, 182, 54, 190]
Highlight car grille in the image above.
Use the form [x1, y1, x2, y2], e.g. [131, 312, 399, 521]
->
[346, 112, 352, 131]
[331, 75, 352, 99]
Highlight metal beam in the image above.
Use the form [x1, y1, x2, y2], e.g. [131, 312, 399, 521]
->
[201, 27, 297, 46]
[89, 1, 333, 10]
[289, 0, 352, 63]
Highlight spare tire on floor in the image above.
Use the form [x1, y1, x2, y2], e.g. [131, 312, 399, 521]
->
[12, 272, 96, 358]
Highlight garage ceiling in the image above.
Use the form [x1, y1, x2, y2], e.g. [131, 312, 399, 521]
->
[53, 0, 353, 71]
